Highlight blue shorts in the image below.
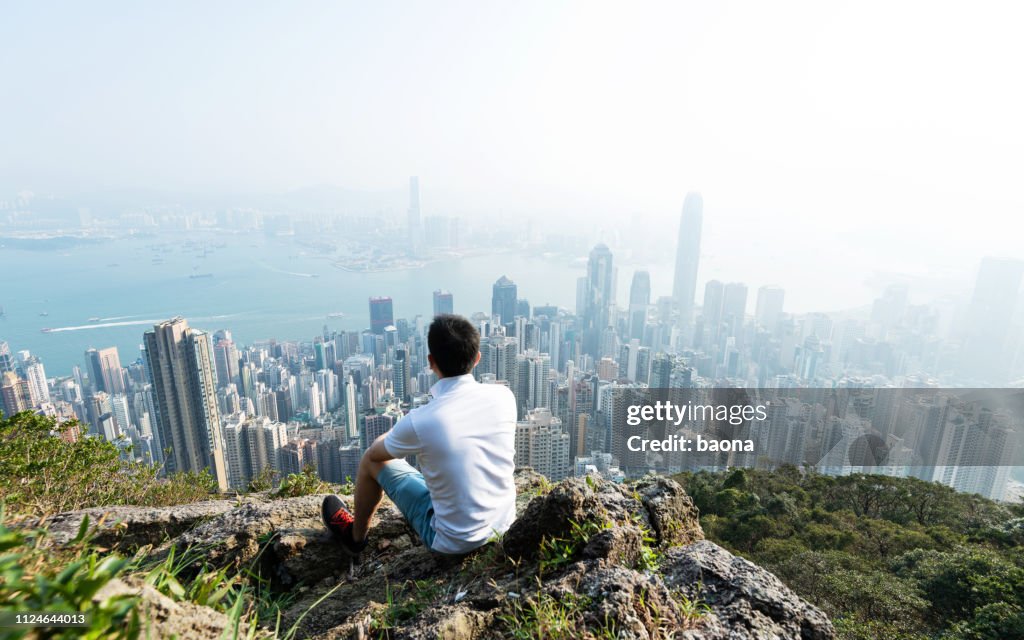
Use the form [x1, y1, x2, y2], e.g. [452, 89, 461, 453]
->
[377, 459, 436, 549]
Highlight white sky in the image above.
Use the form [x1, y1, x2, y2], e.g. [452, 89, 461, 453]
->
[1, 1, 1022, 308]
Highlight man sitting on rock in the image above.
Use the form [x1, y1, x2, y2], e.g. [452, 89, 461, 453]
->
[322, 314, 518, 556]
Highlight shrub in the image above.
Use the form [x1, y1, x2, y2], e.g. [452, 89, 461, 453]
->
[0, 411, 215, 521]
[273, 465, 330, 499]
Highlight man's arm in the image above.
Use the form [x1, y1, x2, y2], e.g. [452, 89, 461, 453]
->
[364, 433, 396, 465]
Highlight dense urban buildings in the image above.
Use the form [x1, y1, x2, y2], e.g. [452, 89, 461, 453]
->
[1, 192, 1021, 503]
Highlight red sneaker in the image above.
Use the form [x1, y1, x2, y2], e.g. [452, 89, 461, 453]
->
[322, 494, 368, 556]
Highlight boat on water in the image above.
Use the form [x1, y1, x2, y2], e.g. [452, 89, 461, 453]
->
[88, 317, 101, 322]
[41, 328, 53, 333]
[189, 273, 214, 279]
[39, 311, 48, 317]
[327, 312, 346, 318]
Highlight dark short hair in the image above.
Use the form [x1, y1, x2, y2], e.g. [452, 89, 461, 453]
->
[428, 314, 480, 377]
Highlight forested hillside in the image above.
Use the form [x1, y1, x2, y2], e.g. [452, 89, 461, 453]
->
[676, 468, 1024, 639]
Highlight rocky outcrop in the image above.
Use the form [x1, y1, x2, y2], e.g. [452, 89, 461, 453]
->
[49, 470, 834, 639]
[662, 541, 834, 639]
[41, 498, 249, 547]
[93, 576, 268, 639]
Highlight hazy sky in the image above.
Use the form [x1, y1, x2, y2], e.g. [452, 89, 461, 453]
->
[2, 1, 1023, 302]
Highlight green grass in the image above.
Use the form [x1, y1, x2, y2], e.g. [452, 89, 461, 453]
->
[369, 578, 445, 635]
[498, 585, 593, 640]
[538, 519, 612, 574]
[0, 510, 141, 639]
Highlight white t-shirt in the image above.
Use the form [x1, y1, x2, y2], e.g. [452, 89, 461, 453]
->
[383, 373, 517, 554]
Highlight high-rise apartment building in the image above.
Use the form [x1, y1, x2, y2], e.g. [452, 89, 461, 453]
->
[1, 371, 30, 415]
[213, 332, 240, 389]
[515, 408, 571, 481]
[143, 317, 229, 491]
[24, 357, 49, 405]
[86, 346, 125, 395]
[393, 348, 411, 403]
[221, 413, 287, 490]
[0, 341, 13, 374]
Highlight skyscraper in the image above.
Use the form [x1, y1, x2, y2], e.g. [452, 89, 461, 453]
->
[369, 296, 394, 334]
[24, 358, 49, 405]
[143, 318, 229, 491]
[1, 371, 30, 415]
[433, 289, 454, 317]
[628, 270, 651, 340]
[393, 348, 411, 403]
[755, 285, 785, 329]
[0, 341, 13, 374]
[514, 408, 571, 480]
[86, 346, 125, 395]
[583, 244, 614, 357]
[672, 192, 703, 329]
[492, 276, 518, 326]
[212, 332, 240, 390]
[721, 282, 749, 339]
[960, 257, 1024, 382]
[702, 280, 725, 346]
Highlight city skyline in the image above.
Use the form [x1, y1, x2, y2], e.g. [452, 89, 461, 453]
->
[3, 225, 1022, 500]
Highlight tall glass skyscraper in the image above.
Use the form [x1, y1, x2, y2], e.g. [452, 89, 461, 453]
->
[492, 276, 518, 326]
[433, 289, 454, 317]
[672, 192, 703, 330]
[583, 244, 614, 358]
[369, 296, 395, 334]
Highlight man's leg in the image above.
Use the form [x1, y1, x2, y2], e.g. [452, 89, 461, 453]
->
[324, 455, 434, 552]
[352, 452, 388, 541]
[322, 447, 391, 554]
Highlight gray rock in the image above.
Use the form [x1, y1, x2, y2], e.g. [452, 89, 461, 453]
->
[582, 524, 645, 568]
[394, 605, 494, 640]
[502, 476, 652, 561]
[167, 494, 326, 568]
[93, 577, 268, 639]
[42, 498, 248, 548]
[634, 475, 704, 548]
[574, 564, 683, 639]
[661, 541, 835, 640]
[57, 473, 833, 640]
